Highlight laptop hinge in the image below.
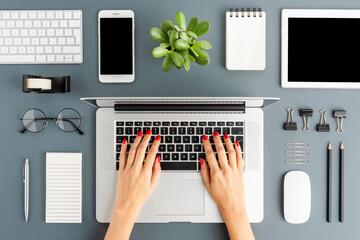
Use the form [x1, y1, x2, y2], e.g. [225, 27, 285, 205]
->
[114, 103, 246, 113]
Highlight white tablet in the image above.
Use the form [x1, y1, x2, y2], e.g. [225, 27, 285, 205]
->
[281, 9, 360, 89]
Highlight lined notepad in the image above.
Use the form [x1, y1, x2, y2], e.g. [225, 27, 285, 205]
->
[226, 8, 266, 70]
[46, 152, 82, 223]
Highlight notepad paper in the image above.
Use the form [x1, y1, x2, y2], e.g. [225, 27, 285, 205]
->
[46, 152, 82, 223]
[226, 9, 266, 70]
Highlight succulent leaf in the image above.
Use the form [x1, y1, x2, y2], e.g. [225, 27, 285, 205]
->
[162, 54, 173, 71]
[187, 17, 198, 31]
[196, 57, 210, 65]
[161, 20, 175, 34]
[193, 21, 210, 37]
[175, 11, 187, 30]
[171, 51, 185, 68]
[175, 39, 190, 50]
[160, 43, 170, 48]
[169, 30, 179, 48]
[179, 32, 191, 42]
[152, 47, 169, 58]
[192, 48, 209, 60]
[184, 56, 191, 71]
[192, 40, 212, 49]
[150, 27, 169, 43]
[186, 31, 198, 39]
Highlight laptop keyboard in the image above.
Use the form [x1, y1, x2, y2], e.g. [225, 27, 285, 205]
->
[115, 121, 244, 171]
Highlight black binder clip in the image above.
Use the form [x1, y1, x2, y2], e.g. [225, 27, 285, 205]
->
[284, 107, 297, 131]
[317, 109, 330, 132]
[333, 110, 346, 133]
[22, 74, 70, 93]
[300, 109, 313, 132]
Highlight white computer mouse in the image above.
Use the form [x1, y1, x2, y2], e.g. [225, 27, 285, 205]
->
[284, 171, 311, 224]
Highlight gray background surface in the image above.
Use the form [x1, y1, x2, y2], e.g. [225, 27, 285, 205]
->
[1, 0, 360, 239]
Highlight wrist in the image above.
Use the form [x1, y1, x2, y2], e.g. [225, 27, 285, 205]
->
[220, 206, 248, 222]
[113, 205, 140, 222]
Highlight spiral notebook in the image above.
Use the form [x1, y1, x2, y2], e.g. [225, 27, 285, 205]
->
[226, 8, 266, 70]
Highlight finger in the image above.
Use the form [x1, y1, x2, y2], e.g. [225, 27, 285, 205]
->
[133, 129, 152, 168]
[150, 156, 161, 191]
[125, 131, 143, 169]
[235, 141, 244, 173]
[200, 158, 211, 191]
[119, 138, 127, 171]
[202, 135, 219, 171]
[213, 132, 228, 169]
[224, 134, 236, 169]
[144, 135, 161, 172]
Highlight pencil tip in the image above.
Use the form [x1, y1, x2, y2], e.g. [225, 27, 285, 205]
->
[328, 143, 332, 149]
[340, 142, 344, 149]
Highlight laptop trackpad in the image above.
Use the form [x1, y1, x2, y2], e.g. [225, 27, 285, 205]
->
[155, 179, 205, 216]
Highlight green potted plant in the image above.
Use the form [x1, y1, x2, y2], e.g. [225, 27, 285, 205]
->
[150, 11, 211, 72]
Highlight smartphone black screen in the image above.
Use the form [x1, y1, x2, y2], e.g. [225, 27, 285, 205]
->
[100, 18, 133, 75]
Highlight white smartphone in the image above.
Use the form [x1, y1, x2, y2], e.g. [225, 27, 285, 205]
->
[98, 10, 135, 83]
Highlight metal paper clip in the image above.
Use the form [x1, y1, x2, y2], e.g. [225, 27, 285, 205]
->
[285, 151, 310, 157]
[285, 142, 310, 148]
[285, 159, 310, 164]
[284, 108, 297, 131]
[333, 110, 346, 133]
[317, 109, 330, 132]
[300, 109, 313, 132]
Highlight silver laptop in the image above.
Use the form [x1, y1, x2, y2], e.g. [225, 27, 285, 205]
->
[81, 97, 279, 223]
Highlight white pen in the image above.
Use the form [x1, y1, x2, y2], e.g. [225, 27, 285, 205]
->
[23, 159, 29, 223]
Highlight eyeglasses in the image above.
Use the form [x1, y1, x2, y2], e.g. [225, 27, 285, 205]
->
[20, 108, 84, 135]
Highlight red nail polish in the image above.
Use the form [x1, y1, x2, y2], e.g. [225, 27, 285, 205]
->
[236, 141, 240, 147]
[137, 131, 143, 137]
[202, 135, 208, 141]
[200, 158, 204, 165]
[122, 138, 127, 144]
[157, 156, 161, 163]
[155, 135, 161, 141]
[224, 133, 229, 139]
[146, 129, 151, 135]
[213, 131, 219, 136]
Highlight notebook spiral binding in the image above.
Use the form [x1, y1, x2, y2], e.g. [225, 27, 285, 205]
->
[229, 8, 262, 18]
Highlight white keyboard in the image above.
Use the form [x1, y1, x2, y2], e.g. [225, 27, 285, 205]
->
[0, 10, 83, 64]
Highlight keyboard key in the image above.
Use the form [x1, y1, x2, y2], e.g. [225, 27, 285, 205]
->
[116, 122, 124, 126]
[199, 153, 206, 159]
[135, 122, 142, 126]
[190, 122, 197, 126]
[125, 127, 132, 135]
[143, 127, 151, 133]
[194, 144, 202, 152]
[126, 122, 133, 126]
[116, 161, 119, 170]
[229, 136, 235, 142]
[190, 153, 197, 160]
[199, 122, 207, 126]
[152, 127, 159, 135]
[172, 153, 179, 161]
[205, 128, 212, 134]
[208, 122, 216, 126]
[191, 136, 199, 143]
[63, 46, 81, 54]
[153, 122, 161, 126]
[176, 145, 183, 152]
[134, 127, 142, 134]
[116, 145, 121, 152]
[161, 162, 196, 170]
[174, 136, 181, 143]
[236, 136, 244, 149]
[181, 153, 188, 160]
[181, 122, 188, 126]
[217, 122, 225, 126]
[130, 136, 136, 143]
[226, 122, 234, 126]
[196, 127, 204, 135]
[163, 153, 170, 160]
[232, 128, 243, 135]
[150, 136, 155, 143]
[187, 127, 195, 134]
[214, 127, 221, 134]
[223, 127, 230, 134]
[185, 145, 192, 152]
[116, 136, 128, 143]
[159, 144, 166, 152]
[178, 127, 186, 134]
[171, 122, 179, 126]
[169, 127, 177, 134]
[161, 127, 168, 135]
[144, 122, 151, 126]
[235, 122, 244, 126]
[165, 136, 173, 143]
[116, 127, 124, 134]
[183, 136, 190, 143]
[162, 122, 170, 126]
[167, 145, 175, 152]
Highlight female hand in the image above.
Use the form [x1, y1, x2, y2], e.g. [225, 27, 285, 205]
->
[105, 130, 161, 240]
[200, 132, 254, 240]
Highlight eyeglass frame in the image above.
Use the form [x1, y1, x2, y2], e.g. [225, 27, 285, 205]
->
[20, 108, 84, 135]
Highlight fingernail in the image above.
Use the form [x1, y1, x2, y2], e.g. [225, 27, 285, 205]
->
[224, 133, 229, 139]
[236, 141, 240, 147]
[213, 131, 219, 136]
[122, 138, 127, 144]
[137, 131, 143, 137]
[146, 129, 151, 135]
[200, 158, 204, 165]
[155, 135, 161, 141]
[202, 135, 208, 141]
[157, 156, 161, 163]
